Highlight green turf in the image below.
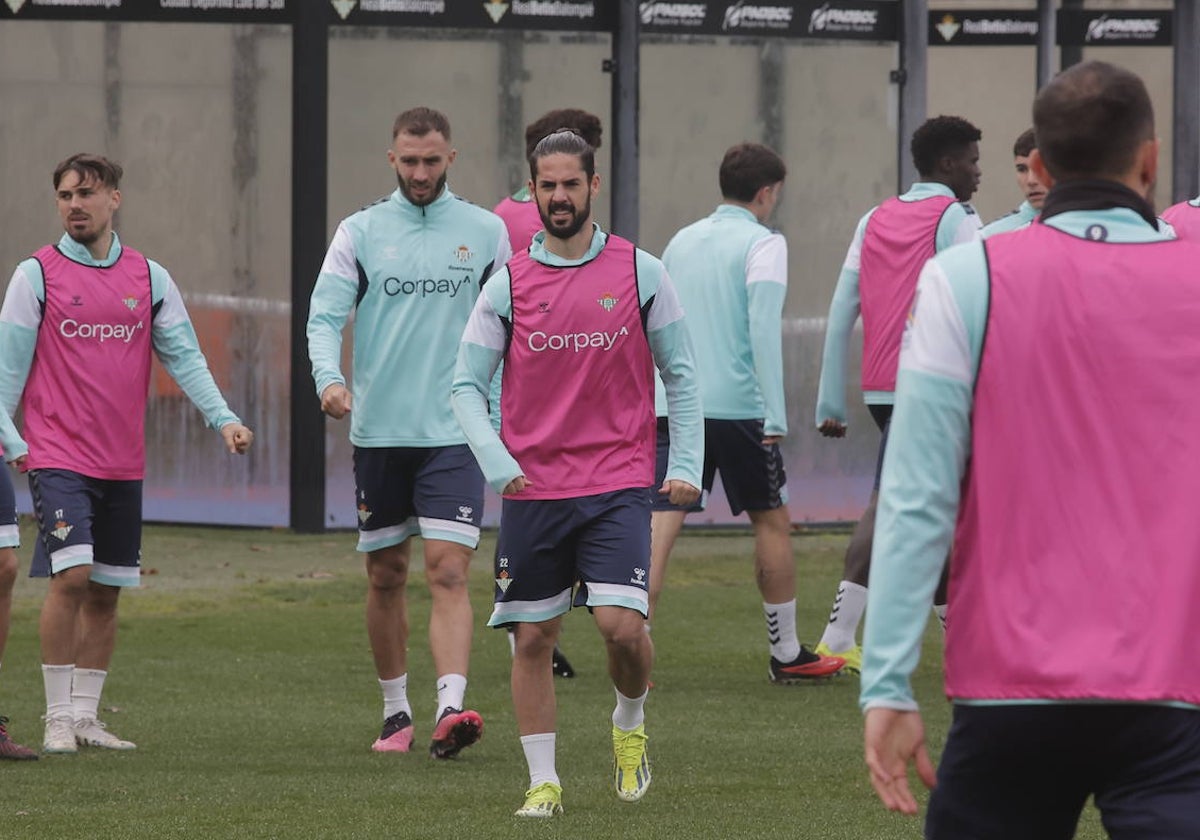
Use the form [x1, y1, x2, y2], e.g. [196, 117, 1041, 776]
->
[0, 522, 1108, 839]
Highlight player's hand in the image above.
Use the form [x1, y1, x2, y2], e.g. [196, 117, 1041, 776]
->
[320, 383, 352, 419]
[502, 475, 532, 495]
[818, 418, 847, 438]
[864, 708, 937, 815]
[221, 423, 254, 455]
[9, 454, 27, 472]
[763, 435, 783, 446]
[659, 479, 700, 507]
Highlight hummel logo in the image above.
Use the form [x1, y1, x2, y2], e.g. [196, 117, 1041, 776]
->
[766, 611, 781, 644]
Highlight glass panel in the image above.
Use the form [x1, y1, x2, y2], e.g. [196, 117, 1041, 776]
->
[0, 21, 292, 526]
[641, 35, 899, 523]
[323, 27, 612, 528]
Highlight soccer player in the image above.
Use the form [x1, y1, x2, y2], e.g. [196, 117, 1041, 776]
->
[981, 128, 1045, 238]
[452, 129, 702, 817]
[0, 460, 35, 760]
[493, 108, 604, 680]
[0, 153, 254, 754]
[646, 142, 844, 683]
[811, 116, 982, 673]
[862, 61, 1200, 837]
[494, 108, 603, 254]
[1161, 192, 1200, 240]
[307, 107, 510, 758]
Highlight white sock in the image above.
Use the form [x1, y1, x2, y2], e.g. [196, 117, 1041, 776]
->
[507, 628, 516, 656]
[42, 664, 74, 720]
[764, 600, 801, 662]
[436, 673, 467, 720]
[819, 581, 868, 652]
[520, 732, 559, 788]
[379, 674, 411, 720]
[72, 667, 107, 723]
[612, 687, 648, 731]
[934, 603, 948, 632]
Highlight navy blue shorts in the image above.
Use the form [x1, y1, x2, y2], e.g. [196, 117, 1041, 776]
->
[927, 703, 1200, 840]
[28, 469, 142, 587]
[487, 488, 652, 626]
[869, 404, 893, 490]
[653, 417, 786, 515]
[0, 466, 18, 549]
[352, 445, 484, 552]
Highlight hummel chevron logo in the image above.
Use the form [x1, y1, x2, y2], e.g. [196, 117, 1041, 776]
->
[766, 611, 781, 644]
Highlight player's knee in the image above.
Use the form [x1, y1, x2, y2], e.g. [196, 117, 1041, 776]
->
[513, 623, 557, 658]
[423, 551, 470, 592]
[0, 549, 17, 593]
[599, 619, 645, 652]
[366, 560, 408, 591]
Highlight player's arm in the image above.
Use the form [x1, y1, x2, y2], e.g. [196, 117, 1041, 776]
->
[640, 256, 702, 501]
[861, 245, 988, 714]
[745, 233, 788, 439]
[937, 202, 983, 252]
[451, 269, 525, 494]
[0, 261, 41, 461]
[482, 223, 513, 434]
[861, 246, 986, 814]
[815, 213, 869, 434]
[306, 223, 359, 417]
[149, 263, 250, 452]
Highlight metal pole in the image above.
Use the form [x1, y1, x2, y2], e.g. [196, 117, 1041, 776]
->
[760, 40, 785, 228]
[1035, 0, 1056, 91]
[289, 2, 328, 532]
[1173, 0, 1199, 203]
[610, 0, 639, 241]
[498, 30, 526, 199]
[896, 0, 928, 192]
[1060, 0, 1082, 70]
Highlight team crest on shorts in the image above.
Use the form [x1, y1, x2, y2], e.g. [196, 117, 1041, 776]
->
[597, 292, 618, 312]
[5, 0, 27, 14]
[51, 508, 73, 542]
[496, 555, 512, 592]
[357, 503, 372, 524]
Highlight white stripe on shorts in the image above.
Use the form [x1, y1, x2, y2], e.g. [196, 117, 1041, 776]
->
[584, 582, 649, 614]
[356, 519, 418, 553]
[417, 517, 480, 548]
[487, 589, 573, 626]
[91, 562, 141, 588]
[0, 523, 18, 548]
[49, 544, 93, 575]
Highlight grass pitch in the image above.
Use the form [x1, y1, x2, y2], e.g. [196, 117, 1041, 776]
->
[0, 522, 1107, 839]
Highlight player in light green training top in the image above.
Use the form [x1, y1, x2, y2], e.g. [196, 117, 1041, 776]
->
[981, 128, 1045, 238]
[307, 107, 511, 759]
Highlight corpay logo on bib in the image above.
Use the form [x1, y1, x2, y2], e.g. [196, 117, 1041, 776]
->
[59, 319, 145, 344]
[528, 325, 630, 352]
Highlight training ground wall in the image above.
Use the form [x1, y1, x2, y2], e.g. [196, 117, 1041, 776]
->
[0, 2, 1177, 527]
